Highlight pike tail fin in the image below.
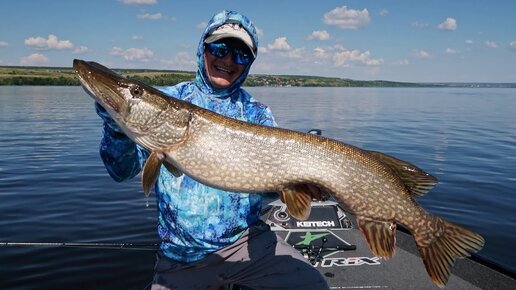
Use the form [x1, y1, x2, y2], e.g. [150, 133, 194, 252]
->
[416, 219, 485, 288]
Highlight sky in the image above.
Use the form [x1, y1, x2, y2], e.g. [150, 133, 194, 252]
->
[1, 0, 515, 83]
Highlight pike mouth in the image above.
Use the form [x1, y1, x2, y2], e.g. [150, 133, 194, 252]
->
[74, 59, 125, 113]
[95, 84, 122, 113]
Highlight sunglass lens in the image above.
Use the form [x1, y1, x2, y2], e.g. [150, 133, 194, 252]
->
[207, 42, 252, 66]
[234, 50, 251, 65]
[209, 43, 229, 58]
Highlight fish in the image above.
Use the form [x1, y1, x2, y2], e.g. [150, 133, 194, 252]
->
[73, 59, 484, 288]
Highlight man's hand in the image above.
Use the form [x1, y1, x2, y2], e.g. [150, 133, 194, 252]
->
[95, 102, 124, 134]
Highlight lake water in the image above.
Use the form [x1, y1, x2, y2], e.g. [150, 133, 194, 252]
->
[0, 86, 515, 289]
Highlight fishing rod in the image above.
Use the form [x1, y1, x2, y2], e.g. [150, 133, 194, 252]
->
[3, 242, 268, 290]
[0, 242, 159, 250]
[2, 242, 158, 290]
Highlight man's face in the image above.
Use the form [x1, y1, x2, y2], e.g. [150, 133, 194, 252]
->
[204, 39, 250, 90]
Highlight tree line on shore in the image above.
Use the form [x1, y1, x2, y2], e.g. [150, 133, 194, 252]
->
[4, 66, 511, 88]
[0, 67, 422, 87]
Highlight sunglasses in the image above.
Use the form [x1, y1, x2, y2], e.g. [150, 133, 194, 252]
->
[206, 42, 253, 66]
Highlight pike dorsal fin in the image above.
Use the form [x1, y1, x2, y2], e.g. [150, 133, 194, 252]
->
[367, 150, 438, 197]
[141, 151, 165, 197]
[280, 185, 313, 221]
[356, 216, 397, 259]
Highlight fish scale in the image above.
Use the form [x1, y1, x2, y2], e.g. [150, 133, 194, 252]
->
[74, 59, 484, 288]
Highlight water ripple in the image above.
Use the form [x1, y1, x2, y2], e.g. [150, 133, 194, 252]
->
[1, 86, 515, 289]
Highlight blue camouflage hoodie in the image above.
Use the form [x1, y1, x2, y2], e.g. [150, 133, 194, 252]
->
[96, 10, 277, 263]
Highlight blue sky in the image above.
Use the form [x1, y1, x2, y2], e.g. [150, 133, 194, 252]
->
[1, 0, 515, 82]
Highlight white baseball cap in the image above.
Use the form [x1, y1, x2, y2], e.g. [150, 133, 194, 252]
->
[205, 23, 255, 57]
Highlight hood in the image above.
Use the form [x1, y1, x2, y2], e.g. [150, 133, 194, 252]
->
[194, 10, 259, 97]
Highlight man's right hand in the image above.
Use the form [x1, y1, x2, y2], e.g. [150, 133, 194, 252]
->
[95, 102, 124, 134]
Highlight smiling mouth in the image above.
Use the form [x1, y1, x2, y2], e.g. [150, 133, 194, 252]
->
[215, 65, 233, 75]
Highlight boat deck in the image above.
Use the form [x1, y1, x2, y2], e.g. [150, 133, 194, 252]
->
[262, 199, 516, 290]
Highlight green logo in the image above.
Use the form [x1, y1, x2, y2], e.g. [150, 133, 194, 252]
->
[295, 232, 330, 246]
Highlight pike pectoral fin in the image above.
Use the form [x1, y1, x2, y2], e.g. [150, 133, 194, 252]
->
[141, 151, 165, 197]
[357, 216, 397, 259]
[367, 150, 438, 197]
[163, 160, 183, 177]
[281, 185, 313, 221]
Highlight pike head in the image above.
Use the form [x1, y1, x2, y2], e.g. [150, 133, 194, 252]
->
[73, 59, 191, 151]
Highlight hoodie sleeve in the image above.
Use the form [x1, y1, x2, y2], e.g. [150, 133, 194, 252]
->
[96, 82, 190, 182]
[96, 103, 146, 182]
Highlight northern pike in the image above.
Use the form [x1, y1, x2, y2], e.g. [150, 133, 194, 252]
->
[74, 59, 484, 288]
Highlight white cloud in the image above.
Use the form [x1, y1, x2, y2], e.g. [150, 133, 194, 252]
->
[255, 27, 264, 39]
[379, 9, 389, 16]
[73, 46, 89, 54]
[510, 40, 516, 50]
[323, 6, 370, 29]
[465, 39, 474, 44]
[485, 41, 499, 48]
[258, 46, 268, 54]
[25, 34, 74, 50]
[160, 51, 196, 70]
[119, 0, 157, 5]
[0, 41, 8, 47]
[438, 17, 457, 30]
[267, 37, 291, 51]
[313, 47, 329, 59]
[393, 59, 410, 65]
[308, 30, 330, 41]
[132, 35, 144, 40]
[333, 49, 383, 67]
[256, 43, 385, 76]
[137, 13, 162, 20]
[110, 46, 154, 61]
[412, 49, 431, 58]
[445, 48, 458, 54]
[20, 53, 49, 65]
[312, 45, 383, 67]
[286, 48, 304, 59]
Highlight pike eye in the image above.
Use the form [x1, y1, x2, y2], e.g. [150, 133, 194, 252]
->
[131, 86, 143, 98]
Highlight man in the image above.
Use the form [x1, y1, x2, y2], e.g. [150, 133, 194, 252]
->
[96, 10, 329, 290]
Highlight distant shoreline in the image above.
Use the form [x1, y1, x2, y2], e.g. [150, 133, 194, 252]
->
[1, 66, 514, 88]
